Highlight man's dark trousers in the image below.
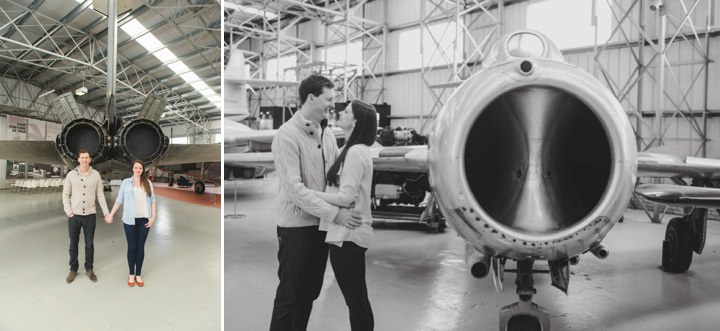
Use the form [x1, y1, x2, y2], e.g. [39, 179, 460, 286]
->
[68, 214, 97, 272]
[270, 225, 329, 331]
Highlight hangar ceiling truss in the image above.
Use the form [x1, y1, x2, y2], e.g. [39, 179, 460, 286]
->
[0, 0, 221, 140]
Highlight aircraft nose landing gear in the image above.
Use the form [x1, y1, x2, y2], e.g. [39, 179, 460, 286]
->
[499, 260, 551, 331]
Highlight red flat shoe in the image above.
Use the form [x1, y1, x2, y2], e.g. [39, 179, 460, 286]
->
[128, 280, 135, 287]
[137, 279, 144, 287]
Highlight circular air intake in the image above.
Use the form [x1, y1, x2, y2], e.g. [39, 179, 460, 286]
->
[56, 119, 110, 164]
[117, 119, 169, 164]
[464, 86, 612, 235]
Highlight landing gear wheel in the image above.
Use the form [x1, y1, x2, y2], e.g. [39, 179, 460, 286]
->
[437, 219, 447, 231]
[425, 212, 446, 233]
[507, 314, 542, 331]
[661, 217, 693, 273]
[194, 181, 206, 194]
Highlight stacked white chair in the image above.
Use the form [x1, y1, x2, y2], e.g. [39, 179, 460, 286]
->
[53, 178, 62, 192]
[27, 180, 38, 194]
[11, 180, 23, 192]
[39, 179, 49, 193]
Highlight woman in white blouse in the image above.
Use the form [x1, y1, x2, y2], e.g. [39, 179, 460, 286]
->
[311, 100, 378, 331]
[107, 160, 156, 287]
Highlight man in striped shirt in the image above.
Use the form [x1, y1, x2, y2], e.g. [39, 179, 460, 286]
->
[269, 75, 362, 330]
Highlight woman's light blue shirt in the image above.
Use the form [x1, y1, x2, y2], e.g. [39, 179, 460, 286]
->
[116, 178, 156, 225]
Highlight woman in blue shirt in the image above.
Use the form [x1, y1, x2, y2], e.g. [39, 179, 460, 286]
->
[107, 160, 156, 287]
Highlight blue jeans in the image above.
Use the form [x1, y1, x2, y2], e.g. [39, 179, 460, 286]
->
[123, 218, 150, 276]
[68, 214, 96, 272]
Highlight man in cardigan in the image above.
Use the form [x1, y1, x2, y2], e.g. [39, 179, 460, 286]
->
[269, 75, 362, 330]
[62, 148, 111, 283]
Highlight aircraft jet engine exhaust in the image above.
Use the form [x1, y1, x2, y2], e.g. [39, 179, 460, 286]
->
[116, 118, 169, 164]
[429, 30, 637, 331]
[56, 118, 111, 164]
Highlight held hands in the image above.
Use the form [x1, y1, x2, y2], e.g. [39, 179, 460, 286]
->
[335, 207, 362, 229]
[145, 217, 155, 228]
[104, 214, 113, 224]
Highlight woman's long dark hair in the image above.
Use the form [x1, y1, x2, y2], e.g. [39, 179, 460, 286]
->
[133, 160, 152, 197]
[326, 100, 377, 187]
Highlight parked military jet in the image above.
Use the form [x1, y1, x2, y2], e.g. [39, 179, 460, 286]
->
[225, 30, 720, 330]
[0, 93, 220, 192]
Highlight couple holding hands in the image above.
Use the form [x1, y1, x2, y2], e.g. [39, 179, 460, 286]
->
[62, 149, 156, 288]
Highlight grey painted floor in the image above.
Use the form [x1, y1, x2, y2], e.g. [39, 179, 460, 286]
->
[225, 176, 720, 331]
[0, 189, 221, 330]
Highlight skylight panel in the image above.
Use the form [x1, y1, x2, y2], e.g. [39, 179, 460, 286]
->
[120, 19, 146, 38]
[191, 81, 210, 90]
[198, 88, 215, 97]
[168, 61, 190, 74]
[153, 48, 177, 63]
[117, 18, 221, 113]
[180, 72, 201, 83]
[136, 34, 164, 52]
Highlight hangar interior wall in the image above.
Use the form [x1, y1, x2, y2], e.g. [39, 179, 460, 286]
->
[244, 0, 720, 158]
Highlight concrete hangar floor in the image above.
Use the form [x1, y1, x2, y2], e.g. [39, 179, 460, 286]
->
[225, 174, 720, 331]
[0, 187, 220, 330]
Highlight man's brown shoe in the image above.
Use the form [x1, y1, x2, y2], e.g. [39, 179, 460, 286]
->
[87, 270, 97, 282]
[66, 271, 77, 284]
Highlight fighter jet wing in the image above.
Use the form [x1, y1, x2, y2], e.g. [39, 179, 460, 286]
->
[635, 184, 720, 209]
[0, 140, 66, 165]
[225, 77, 300, 88]
[225, 127, 277, 146]
[638, 152, 720, 179]
[225, 144, 429, 173]
[156, 144, 220, 166]
[635, 152, 720, 208]
[224, 122, 346, 149]
[225, 152, 275, 170]
[372, 145, 428, 172]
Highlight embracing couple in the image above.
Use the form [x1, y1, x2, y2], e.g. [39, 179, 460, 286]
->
[270, 75, 377, 331]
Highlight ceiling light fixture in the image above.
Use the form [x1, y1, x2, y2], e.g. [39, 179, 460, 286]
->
[38, 89, 55, 98]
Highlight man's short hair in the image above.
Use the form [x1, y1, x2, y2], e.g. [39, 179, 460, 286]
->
[77, 148, 90, 157]
[299, 75, 334, 105]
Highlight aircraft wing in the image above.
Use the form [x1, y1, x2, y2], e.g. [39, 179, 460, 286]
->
[224, 123, 346, 148]
[225, 77, 300, 88]
[156, 144, 220, 166]
[372, 145, 428, 172]
[635, 152, 720, 208]
[225, 144, 429, 173]
[0, 140, 66, 165]
[635, 184, 720, 209]
[225, 152, 275, 170]
[225, 127, 277, 146]
[638, 152, 720, 179]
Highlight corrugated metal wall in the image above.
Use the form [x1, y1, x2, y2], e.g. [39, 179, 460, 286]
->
[0, 77, 53, 116]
